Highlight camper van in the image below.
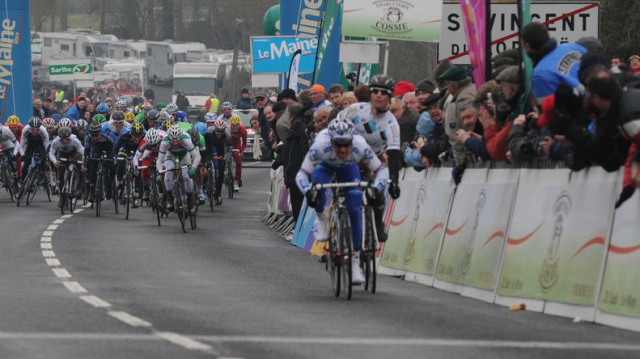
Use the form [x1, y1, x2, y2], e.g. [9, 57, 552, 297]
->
[108, 40, 147, 60]
[171, 62, 225, 117]
[103, 60, 147, 97]
[40, 29, 118, 70]
[146, 41, 206, 85]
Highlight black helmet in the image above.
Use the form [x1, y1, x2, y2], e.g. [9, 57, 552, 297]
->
[111, 111, 125, 122]
[147, 109, 159, 120]
[57, 127, 72, 139]
[131, 122, 145, 136]
[88, 120, 102, 134]
[368, 74, 395, 93]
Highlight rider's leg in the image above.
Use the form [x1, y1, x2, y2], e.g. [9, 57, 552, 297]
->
[336, 164, 363, 251]
[235, 150, 243, 186]
[309, 164, 333, 241]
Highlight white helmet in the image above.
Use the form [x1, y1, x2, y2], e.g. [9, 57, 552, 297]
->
[168, 125, 183, 141]
[327, 117, 355, 143]
[204, 112, 217, 123]
[165, 103, 178, 114]
[145, 128, 160, 145]
[58, 118, 73, 128]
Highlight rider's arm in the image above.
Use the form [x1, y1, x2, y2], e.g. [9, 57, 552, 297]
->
[295, 140, 324, 194]
[385, 118, 402, 185]
[132, 146, 143, 168]
[155, 141, 168, 169]
[73, 137, 85, 160]
[40, 127, 50, 149]
[183, 137, 201, 169]
[240, 126, 248, 152]
[48, 139, 59, 163]
[112, 135, 125, 158]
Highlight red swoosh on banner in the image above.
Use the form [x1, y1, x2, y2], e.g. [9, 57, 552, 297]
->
[570, 237, 606, 261]
[344, 8, 366, 13]
[609, 243, 640, 255]
[422, 223, 444, 240]
[390, 211, 411, 227]
[446, 218, 469, 236]
[420, 19, 442, 25]
[507, 223, 543, 246]
[480, 231, 505, 249]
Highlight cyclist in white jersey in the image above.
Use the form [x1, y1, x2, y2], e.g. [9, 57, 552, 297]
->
[296, 117, 388, 284]
[340, 74, 402, 241]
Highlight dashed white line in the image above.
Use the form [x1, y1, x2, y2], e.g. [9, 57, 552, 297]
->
[42, 231, 54, 237]
[52, 268, 71, 278]
[47, 224, 59, 231]
[63, 281, 87, 293]
[155, 332, 212, 351]
[41, 236, 51, 242]
[41, 243, 52, 249]
[79, 295, 112, 308]
[42, 250, 56, 257]
[108, 311, 152, 327]
[53, 219, 65, 224]
[45, 258, 61, 266]
[73, 209, 84, 213]
[61, 214, 74, 219]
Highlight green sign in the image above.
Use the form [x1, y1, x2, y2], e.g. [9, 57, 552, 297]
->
[49, 63, 93, 76]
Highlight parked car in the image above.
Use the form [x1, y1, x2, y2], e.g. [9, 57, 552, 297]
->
[232, 109, 265, 157]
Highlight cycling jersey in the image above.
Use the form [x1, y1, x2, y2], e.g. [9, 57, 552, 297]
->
[49, 136, 84, 163]
[157, 133, 201, 169]
[341, 102, 401, 155]
[18, 125, 49, 156]
[226, 125, 247, 153]
[103, 120, 132, 138]
[84, 131, 117, 159]
[113, 132, 143, 158]
[0, 126, 18, 151]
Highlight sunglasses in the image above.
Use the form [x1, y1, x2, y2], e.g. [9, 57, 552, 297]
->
[332, 141, 352, 148]
[370, 87, 392, 95]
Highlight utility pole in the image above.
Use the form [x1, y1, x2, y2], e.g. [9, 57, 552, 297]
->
[228, 18, 243, 103]
[100, 0, 106, 34]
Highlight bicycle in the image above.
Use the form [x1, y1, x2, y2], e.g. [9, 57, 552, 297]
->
[159, 163, 193, 233]
[0, 148, 16, 202]
[59, 158, 84, 215]
[116, 155, 136, 220]
[360, 181, 380, 293]
[224, 149, 239, 199]
[16, 157, 51, 207]
[138, 164, 162, 227]
[205, 157, 222, 212]
[88, 153, 113, 217]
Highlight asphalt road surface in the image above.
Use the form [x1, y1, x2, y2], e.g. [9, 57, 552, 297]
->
[1, 165, 639, 359]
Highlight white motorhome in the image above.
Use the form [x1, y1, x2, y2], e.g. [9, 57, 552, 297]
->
[40, 29, 118, 70]
[108, 40, 147, 60]
[171, 62, 225, 116]
[146, 41, 206, 85]
[103, 60, 147, 96]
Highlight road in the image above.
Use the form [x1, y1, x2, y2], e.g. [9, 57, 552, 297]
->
[0, 165, 639, 359]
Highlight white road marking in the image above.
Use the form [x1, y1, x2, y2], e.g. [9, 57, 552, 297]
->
[63, 281, 87, 293]
[41, 243, 52, 249]
[42, 231, 54, 237]
[52, 268, 71, 278]
[53, 219, 65, 224]
[47, 224, 59, 230]
[73, 209, 84, 213]
[42, 250, 56, 257]
[79, 295, 112, 308]
[41, 236, 51, 242]
[61, 214, 74, 219]
[155, 332, 212, 351]
[45, 258, 61, 266]
[0, 332, 159, 340]
[108, 311, 152, 327]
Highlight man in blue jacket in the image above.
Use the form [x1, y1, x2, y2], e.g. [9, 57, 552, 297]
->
[63, 96, 88, 122]
[521, 22, 587, 104]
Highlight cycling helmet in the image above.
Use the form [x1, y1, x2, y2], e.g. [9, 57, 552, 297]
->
[76, 119, 88, 130]
[88, 120, 102, 134]
[145, 128, 160, 145]
[155, 102, 166, 110]
[222, 101, 232, 109]
[147, 109, 159, 121]
[111, 111, 125, 122]
[165, 103, 178, 114]
[187, 128, 200, 146]
[158, 110, 171, 124]
[327, 117, 355, 143]
[213, 119, 227, 132]
[7, 115, 20, 127]
[124, 112, 136, 123]
[114, 100, 128, 109]
[58, 118, 72, 128]
[93, 114, 107, 123]
[229, 115, 241, 126]
[57, 127, 72, 139]
[168, 125, 183, 141]
[163, 119, 173, 131]
[28, 117, 42, 128]
[368, 74, 395, 94]
[204, 112, 217, 123]
[96, 103, 110, 113]
[195, 122, 207, 135]
[42, 117, 56, 128]
[131, 122, 145, 136]
[143, 105, 153, 114]
[132, 106, 141, 115]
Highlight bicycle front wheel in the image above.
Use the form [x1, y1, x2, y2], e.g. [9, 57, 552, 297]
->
[340, 210, 353, 301]
[174, 182, 186, 233]
[125, 175, 132, 220]
[328, 209, 341, 298]
[151, 176, 161, 227]
[207, 169, 215, 212]
[363, 206, 376, 293]
[26, 172, 39, 206]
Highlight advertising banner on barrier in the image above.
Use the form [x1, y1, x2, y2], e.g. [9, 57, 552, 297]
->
[0, 0, 32, 124]
[380, 169, 424, 272]
[403, 168, 453, 277]
[498, 170, 615, 305]
[342, 0, 442, 42]
[251, 36, 318, 74]
[599, 190, 640, 318]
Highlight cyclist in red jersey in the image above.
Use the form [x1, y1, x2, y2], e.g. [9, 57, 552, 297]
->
[226, 115, 247, 190]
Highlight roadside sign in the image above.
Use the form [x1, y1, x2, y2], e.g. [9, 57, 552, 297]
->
[439, 2, 599, 64]
[251, 36, 317, 74]
[47, 59, 94, 81]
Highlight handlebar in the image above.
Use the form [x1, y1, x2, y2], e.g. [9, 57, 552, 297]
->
[59, 158, 84, 165]
[158, 163, 191, 174]
[311, 181, 373, 191]
[137, 164, 156, 170]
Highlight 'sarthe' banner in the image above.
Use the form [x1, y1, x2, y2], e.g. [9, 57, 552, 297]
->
[342, 0, 442, 42]
[0, 0, 32, 124]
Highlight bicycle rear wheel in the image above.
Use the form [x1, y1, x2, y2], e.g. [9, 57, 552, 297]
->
[26, 173, 39, 206]
[112, 179, 120, 214]
[363, 206, 376, 293]
[151, 176, 161, 227]
[125, 174, 132, 220]
[328, 209, 341, 298]
[95, 177, 103, 217]
[174, 182, 186, 233]
[207, 169, 215, 212]
[4, 166, 15, 202]
[340, 210, 353, 301]
[16, 169, 30, 207]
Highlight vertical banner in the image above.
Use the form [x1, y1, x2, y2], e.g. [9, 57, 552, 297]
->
[517, 0, 533, 111]
[0, 0, 32, 123]
[459, 0, 487, 88]
[313, 0, 343, 89]
[287, 49, 302, 90]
